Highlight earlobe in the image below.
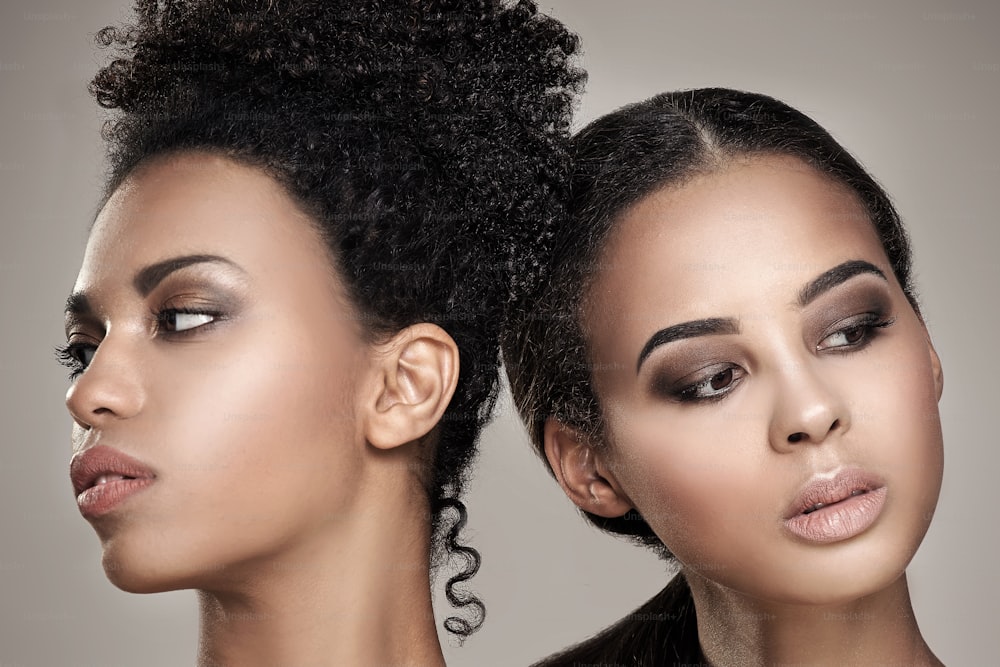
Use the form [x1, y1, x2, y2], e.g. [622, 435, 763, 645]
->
[543, 418, 634, 518]
[364, 324, 459, 450]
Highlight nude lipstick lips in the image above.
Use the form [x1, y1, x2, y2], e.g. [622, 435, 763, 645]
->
[70, 445, 155, 519]
[783, 468, 887, 544]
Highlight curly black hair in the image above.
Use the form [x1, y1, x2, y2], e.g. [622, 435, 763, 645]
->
[89, 0, 583, 639]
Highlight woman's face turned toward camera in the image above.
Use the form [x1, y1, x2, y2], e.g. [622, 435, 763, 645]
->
[583, 154, 944, 605]
[63, 152, 370, 592]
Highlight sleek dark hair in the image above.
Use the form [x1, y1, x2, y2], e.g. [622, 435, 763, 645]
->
[502, 88, 915, 662]
[88, 0, 583, 639]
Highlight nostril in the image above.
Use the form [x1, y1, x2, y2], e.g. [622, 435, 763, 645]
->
[788, 432, 805, 443]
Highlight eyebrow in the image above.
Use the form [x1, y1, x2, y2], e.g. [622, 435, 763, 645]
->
[797, 260, 886, 307]
[636, 318, 739, 372]
[634, 259, 889, 373]
[64, 254, 246, 318]
[64, 292, 92, 318]
[133, 254, 245, 296]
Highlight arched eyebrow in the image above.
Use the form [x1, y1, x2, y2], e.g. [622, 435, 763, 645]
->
[63, 254, 247, 321]
[132, 254, 246, 296]
[797, 259, 886, 307]
[636, 318, 740, 372]
[635, 259, 889, 373]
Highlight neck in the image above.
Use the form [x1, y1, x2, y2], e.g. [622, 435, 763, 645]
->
[195, 489, 444, 667]
[688, 570, 942, 667]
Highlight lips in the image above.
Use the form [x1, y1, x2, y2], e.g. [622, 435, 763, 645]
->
[70, 445, 155, 518]
[783, 468, 887, 544]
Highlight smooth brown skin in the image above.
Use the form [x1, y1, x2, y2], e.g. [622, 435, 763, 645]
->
[64, 152, 453, 667]
[545, 155, 945, 666]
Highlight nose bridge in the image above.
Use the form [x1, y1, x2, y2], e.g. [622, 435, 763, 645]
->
[64, 329, 144, 428]
[766, 343, 847, 451]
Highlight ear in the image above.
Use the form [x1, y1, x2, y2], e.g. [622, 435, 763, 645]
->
[543, 417, 633, 518]
[925, 331, 944, 401]
[363, 323, 459, 450]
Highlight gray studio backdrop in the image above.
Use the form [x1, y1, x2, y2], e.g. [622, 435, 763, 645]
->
[1, 1, 997, 665]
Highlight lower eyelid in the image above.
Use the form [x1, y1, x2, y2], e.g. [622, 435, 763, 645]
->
[818, 316, 895, 351]
[654, 364, 745, 402]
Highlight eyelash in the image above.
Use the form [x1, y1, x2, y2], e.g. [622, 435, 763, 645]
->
[53, 343, 92, 381]
[816, 312, 895, 352]
[674, 364, 746, 404]
[667, 312, 896, 404]
[55, 307, 222, 380]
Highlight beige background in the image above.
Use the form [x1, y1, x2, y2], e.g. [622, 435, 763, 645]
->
[1, 1, 997, 664]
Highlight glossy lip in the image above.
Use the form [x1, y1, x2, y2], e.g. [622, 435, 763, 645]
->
[70, 445, 156, 519]
[783, 467, 887, 544]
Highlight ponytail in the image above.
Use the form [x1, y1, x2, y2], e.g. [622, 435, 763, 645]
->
[533, 573, 702, 666]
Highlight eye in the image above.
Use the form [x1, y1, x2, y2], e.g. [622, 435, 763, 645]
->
[675, 364, 746, 403]
[819, 327, 865, 349]
[54, 341, 97, 380]
[158, 309, 217, 333]
[816, 314, 895, 352]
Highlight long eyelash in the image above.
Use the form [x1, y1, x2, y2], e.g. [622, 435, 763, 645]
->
[870, 316, 896, 333]
[860, 313, 895, 329]
[55, 308, 221, 381]
[54, 343, 87, 380]
[840, 313, 897, 347]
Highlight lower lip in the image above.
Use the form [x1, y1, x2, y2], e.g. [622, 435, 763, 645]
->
[784, 487, 888, 544]
[76, 478, 154, 519]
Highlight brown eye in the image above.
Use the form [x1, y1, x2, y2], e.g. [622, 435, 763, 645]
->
[816, 313, 895, 352]
[842, 326, 865, 344]
[710, 368, 734, 391]
[672, 364, 746, 403]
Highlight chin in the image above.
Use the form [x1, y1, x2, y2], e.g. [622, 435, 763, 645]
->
[102, 555, 174, 594]
[770, 544, 919, 608]
[99, 537, 210, 594]
[774, 569, 906, 607]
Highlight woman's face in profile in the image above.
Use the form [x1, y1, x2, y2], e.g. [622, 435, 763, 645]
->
[63, 152, 369, 593]
[583, 154, 944, 605]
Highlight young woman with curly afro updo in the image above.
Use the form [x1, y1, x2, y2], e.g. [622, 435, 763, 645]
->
[56, 1, 583, 664]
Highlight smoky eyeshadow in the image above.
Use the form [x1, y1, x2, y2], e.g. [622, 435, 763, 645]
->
[802, 279, 894, 342]
[152, 264, 251, 306]
[646, 344, 738, 400]
[643, 276, 896, 400]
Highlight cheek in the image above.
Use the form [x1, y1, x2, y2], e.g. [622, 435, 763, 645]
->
[97, 332, 366, 591]
[606, 408, 774, 571]
[150, 324, 363, 545]
[853, 336, 944, 519]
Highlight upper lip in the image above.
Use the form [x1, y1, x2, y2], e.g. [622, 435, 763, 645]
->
[784, 467, 885, 520]
[70, 445, 155, 496]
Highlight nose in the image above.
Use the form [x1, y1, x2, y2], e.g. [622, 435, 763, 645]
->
[64, 336, 145, 430]
[767, 358, 849, 453]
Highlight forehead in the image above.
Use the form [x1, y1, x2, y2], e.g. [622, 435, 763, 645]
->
[75, 152, 335, 293]
[586, 155, 890, 327]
